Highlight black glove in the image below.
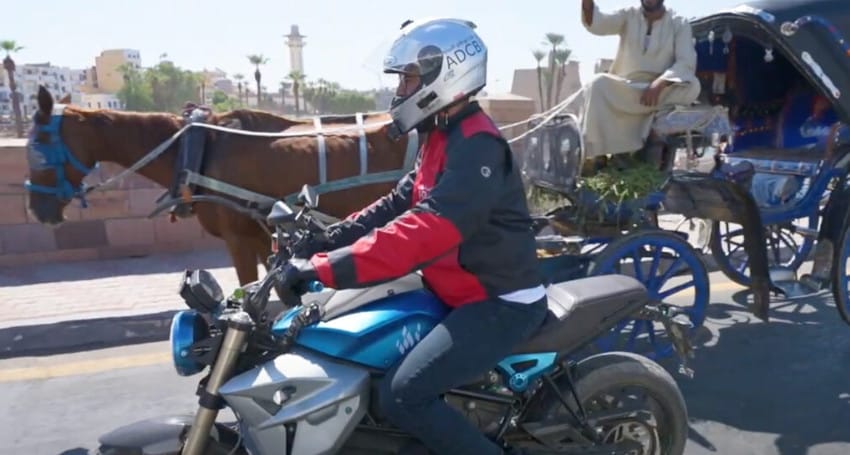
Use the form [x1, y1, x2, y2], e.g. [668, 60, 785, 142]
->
[279, 258, 323, 296]
[292, 234, 332, 259]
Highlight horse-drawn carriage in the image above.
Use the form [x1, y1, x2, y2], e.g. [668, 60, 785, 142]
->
[520, 0, 850, 355]
[22, 0, 850, 374]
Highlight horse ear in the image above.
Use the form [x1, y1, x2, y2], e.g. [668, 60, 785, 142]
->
[37, 85, 54, 115]
[57, 93, 72, 104]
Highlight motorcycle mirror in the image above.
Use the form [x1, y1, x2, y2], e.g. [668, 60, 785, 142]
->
[297, 184, 319, 209]
[267, 200, 297, 227]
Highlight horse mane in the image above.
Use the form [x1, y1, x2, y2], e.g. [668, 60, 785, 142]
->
[66, 105, 182, 125]
[210, 108, 393, 136]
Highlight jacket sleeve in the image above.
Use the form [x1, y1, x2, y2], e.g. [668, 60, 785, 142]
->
[582, 3, 628, 36]
[322, 168, 417, 249]
[309, 133, 509, 289]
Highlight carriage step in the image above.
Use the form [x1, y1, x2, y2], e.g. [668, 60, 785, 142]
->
[768, 267, 821, 298]
[795, 226, 819, 238]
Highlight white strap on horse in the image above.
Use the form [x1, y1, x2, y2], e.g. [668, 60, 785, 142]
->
[314, 116, 327, 184]
[405, 128, 419, 170]
[356, 113, 368, 176]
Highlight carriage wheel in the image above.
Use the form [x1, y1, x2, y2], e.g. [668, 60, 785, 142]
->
[586, 230, 710, 360]
[830, 223, 850, 326]
[709, 213, 818, 286]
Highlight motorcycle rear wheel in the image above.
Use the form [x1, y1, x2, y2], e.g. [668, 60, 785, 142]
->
[522, 352, 688, 455]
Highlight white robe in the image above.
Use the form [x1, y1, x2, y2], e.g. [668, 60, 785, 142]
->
[579, 4, 701, 158]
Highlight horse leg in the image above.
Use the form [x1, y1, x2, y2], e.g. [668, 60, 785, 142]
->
[223, 236, 260, 285]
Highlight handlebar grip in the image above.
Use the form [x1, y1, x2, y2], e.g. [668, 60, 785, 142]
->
[307, 280, 325, 293]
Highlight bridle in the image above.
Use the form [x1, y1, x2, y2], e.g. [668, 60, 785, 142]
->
[24, 104, 97, 207]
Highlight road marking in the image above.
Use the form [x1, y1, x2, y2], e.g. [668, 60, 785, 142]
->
[0, 280, 747, 383]
[0, 352, 171, 383]
[677, 279, 743, 296]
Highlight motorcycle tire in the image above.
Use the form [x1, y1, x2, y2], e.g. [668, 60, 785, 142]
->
[524, 351, 688, 455]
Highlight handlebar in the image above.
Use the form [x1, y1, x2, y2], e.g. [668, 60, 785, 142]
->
[244, 196, 328, 320]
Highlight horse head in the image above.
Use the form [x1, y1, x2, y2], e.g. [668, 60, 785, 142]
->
[25, 85, 102, 225]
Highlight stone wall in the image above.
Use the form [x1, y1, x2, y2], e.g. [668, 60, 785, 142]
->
[0, 139, 224, 268]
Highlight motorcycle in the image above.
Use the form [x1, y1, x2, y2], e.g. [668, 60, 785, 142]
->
[97, 185, 696, 455]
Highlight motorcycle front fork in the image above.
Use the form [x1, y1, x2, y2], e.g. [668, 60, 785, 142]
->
[182, 311, 254, 455]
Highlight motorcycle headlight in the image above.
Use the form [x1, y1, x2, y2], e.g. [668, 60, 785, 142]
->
[169, 310, 209, 377]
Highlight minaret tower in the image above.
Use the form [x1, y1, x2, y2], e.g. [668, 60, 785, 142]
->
[285, 25, 306, 74]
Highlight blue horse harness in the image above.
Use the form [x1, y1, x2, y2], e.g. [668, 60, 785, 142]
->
[24, 104, 96, 207]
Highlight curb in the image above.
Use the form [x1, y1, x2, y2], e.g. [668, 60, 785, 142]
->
[0, 310, 178, 360]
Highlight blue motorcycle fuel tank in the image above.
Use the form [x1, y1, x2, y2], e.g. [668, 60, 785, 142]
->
[271, 289, 450, 370]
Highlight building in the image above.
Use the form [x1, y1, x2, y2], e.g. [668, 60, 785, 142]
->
[0, 62, 82, 118]
[198, 67, 235, 103]
[475, 92, 536, 142]
[595, 58, 614, 74]
[71, 91, 123, 110]
[84, 49, 142, 93]
[510, 60, 583, 113]
[285, 25, 306, 74]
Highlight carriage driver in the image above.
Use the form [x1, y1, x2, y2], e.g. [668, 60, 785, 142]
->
[580, 0, 701, 165]
[281, 17, 550, 455]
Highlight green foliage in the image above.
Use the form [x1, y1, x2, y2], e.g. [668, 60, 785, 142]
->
[116, 61, 201, 113]
[116, 64, 154, 111]
[211, 90, 239, 113]
[578, 160, 667, 206]
[302, 80, 376, 114]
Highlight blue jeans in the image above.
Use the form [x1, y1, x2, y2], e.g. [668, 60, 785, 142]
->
[378, 295, 549, 455]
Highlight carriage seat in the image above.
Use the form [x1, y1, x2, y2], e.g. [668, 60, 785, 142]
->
[722, 141, 842, 206]
[723, 145, 826, 177]
[650, 104, 733, 139]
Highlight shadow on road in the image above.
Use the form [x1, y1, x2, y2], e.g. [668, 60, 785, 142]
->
[0, 310, 177, 360]
[665, 290, 850, 455]
[0, 248, 233, 287]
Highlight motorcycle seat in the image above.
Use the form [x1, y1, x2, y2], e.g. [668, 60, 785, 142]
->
[512, 274, 648, 356]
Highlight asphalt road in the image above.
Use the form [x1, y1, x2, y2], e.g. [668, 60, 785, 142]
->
[1, 270, 849, 455]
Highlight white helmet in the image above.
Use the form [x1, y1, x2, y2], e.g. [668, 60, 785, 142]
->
[383, 17, 488, 138]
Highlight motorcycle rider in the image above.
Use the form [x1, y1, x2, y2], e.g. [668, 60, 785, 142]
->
[284, 17, 549, 455]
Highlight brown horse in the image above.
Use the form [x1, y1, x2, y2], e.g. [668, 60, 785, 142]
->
[24, 85, 418, 286]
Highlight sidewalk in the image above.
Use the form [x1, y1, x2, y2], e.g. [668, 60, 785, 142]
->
[0, 214, 711, 359]
[0, 248, 249, 358]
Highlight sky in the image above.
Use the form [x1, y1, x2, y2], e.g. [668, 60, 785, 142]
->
[4, 0, 750, 94]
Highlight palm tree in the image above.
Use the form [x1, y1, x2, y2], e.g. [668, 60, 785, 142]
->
[279, 80, 290, 113]
[542, 33, 565, 109]
[247, 54, 269, 107]
[232, 73, 245, 106]
[532, 50, 546, 112]
[552, 48, 572, 109]
[1, 40, 24, 138]
[287, 70, 306, 116]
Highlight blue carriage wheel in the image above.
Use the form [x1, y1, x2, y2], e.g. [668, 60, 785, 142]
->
[710, 213, 818, 287]
[831, 224, 850, 326]
[587, 230, 710, 360]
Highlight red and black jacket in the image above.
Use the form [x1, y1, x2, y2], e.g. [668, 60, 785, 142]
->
[309, 102, 543, 307]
